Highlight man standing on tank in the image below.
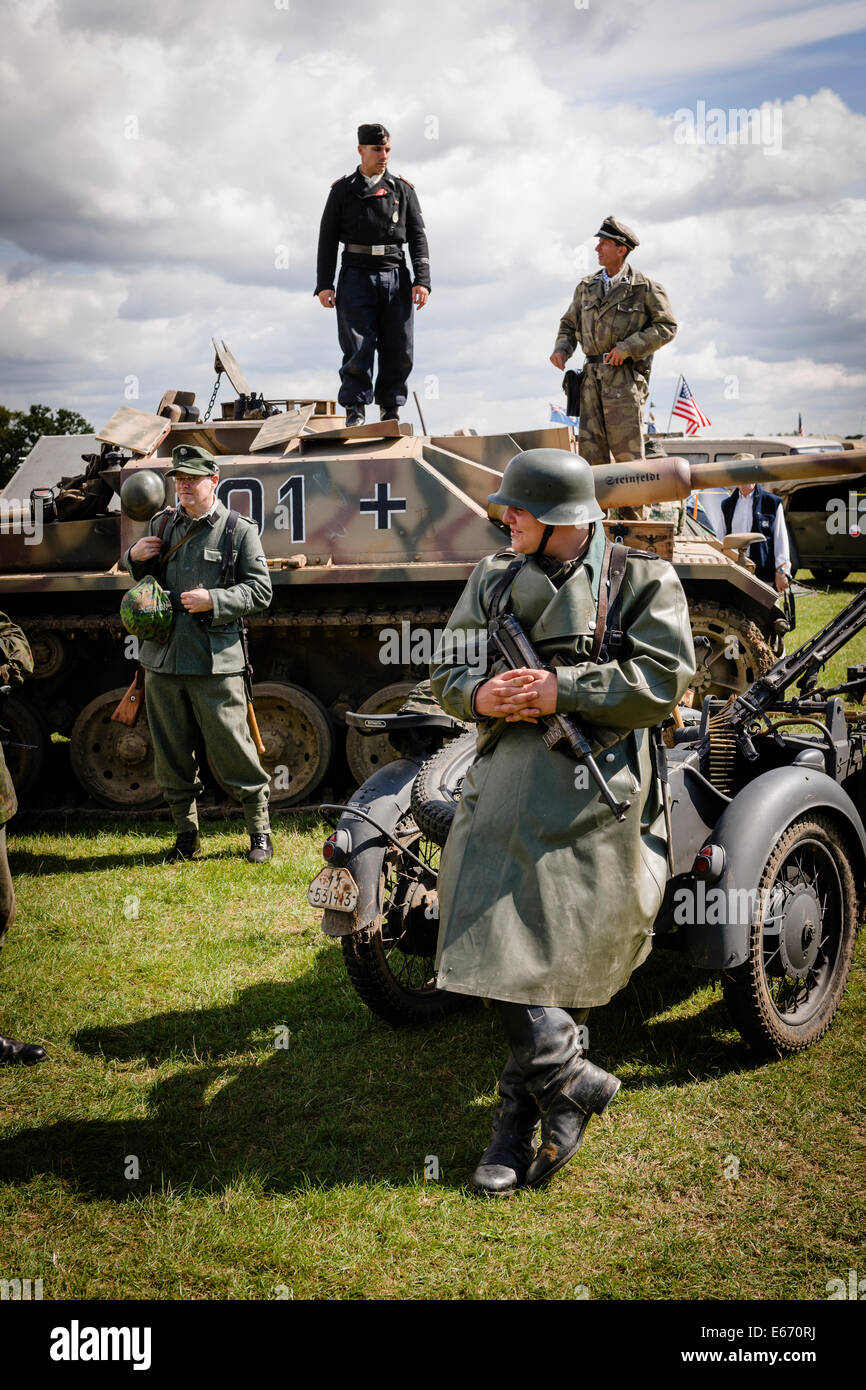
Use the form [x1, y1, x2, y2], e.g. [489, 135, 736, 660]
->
[550, 216, 677, 469]
[315, 123, 431, 427]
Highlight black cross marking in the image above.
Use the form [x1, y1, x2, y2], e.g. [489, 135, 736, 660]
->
[359, 481, 407, 530]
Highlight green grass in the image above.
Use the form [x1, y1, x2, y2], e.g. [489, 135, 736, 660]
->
[0, 575, 864, 1301]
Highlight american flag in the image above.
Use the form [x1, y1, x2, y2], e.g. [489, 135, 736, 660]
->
[670, 377, 711, 435]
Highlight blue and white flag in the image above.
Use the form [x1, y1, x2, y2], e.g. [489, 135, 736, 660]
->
[550, 404, 579, 426]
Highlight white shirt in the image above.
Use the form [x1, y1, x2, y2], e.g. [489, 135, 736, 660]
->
[714, 490, 791, 573]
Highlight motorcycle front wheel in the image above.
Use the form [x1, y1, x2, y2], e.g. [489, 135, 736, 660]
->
[340, 815, 473, 1026]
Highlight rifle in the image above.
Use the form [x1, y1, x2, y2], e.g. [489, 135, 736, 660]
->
[240, 623, 265, 757]
[111, 665, 145, 727]
[487, 612, 631, 821]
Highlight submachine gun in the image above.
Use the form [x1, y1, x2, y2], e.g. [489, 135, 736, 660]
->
[487, 613, 631, 821]
[699, 586, 866, 793]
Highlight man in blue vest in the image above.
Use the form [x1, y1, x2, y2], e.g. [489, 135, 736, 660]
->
[717, 454, 792, 593]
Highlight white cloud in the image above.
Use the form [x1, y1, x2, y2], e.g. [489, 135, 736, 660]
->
[0, 0, 864, 441]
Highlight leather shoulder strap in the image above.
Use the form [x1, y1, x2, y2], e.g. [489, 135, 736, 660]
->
[591, 540, 629, 664]
[219, 509, 241, 586]
[485, 557, 524, 620]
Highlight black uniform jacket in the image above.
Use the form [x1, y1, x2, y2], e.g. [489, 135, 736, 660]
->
[315, 168, 431, 293]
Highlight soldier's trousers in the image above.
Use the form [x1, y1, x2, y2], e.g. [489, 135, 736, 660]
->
[578, 361, 647, 468]
[336, 264, 414, 408]
[145, 670, 270, 835]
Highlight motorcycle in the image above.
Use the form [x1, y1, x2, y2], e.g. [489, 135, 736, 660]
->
[310, 589, 866, 1053]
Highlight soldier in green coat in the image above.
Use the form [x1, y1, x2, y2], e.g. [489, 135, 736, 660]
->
[550, 216, 677, 470]
[125, 445, 274, 863]
[430, 450, 694, 1192]
[0, 613, 46, 1065]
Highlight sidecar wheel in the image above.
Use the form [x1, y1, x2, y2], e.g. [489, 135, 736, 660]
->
[341, 819, 472, 1027]
[721, 815, 859, 1055]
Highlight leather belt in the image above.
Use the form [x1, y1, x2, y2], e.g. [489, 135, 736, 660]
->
[584, 354, 605, 364]
[345, 243, 402, 256]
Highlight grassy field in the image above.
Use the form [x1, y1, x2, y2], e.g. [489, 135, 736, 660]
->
[1, 574, 864, 1302]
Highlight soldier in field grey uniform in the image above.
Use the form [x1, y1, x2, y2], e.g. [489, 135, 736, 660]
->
[125, 446, 274, 864]
[550, 216, 677, 470]
[430, 450, 694, 1192]
[0, 612, 46, 1064]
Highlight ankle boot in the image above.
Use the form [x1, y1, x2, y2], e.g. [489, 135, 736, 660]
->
[471, 1054, 539, 1195]
[496, 1001, 620, 1189]
[525, 1058, 621, 1190]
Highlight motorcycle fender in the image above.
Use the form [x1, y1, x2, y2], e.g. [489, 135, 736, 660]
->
[320, 757, 420, 939]
[685, 767, 866, 970]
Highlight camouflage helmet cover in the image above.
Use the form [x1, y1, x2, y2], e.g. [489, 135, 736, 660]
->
[488, 449, 604, 526]
[120, 575, 173, 645]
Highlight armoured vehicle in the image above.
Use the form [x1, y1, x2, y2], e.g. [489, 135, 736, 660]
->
[1, 342, 863, 813]
[313, 586, 866, 1054]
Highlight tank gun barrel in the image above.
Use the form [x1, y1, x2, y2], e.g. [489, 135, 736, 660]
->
[591, 450, 866, 508]
[690, 449, 866, 490]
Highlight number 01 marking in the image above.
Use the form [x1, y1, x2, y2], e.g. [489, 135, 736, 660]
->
[277, 476, 305, 543]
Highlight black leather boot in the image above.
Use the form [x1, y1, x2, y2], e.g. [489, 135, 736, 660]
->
[471, 1054, 539, 1195]
[345, 407, 365, 428]
[379, 407, 399, 422]
[247, 833, 273, 863]
[166, 831, 201, 864]
[496, 1002, 620, 1189]
[0, 1034, 47, 1066]
[525, 1058, 620, 1189]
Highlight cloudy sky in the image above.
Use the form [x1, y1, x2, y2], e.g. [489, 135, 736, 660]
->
[2, 0, 865, 440]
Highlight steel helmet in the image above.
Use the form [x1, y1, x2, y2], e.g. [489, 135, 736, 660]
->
[487, 449, 604, 526]
[120, 468, 166, 522]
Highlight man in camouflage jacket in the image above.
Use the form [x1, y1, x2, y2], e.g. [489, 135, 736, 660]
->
[0, 612, 46, 1064]
[550, 216, 677, 469]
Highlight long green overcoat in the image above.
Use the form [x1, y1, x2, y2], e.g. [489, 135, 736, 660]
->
[429, 522, 695, 1008]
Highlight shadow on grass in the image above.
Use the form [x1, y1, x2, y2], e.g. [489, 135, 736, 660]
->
[0, 945, 760, 1199]
[8, 816, 324, 876]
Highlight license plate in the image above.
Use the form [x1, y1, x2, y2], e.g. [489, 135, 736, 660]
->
[307, 865, 360, 913]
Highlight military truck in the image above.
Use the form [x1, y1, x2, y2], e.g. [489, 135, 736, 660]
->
[2, 344, 862, 813]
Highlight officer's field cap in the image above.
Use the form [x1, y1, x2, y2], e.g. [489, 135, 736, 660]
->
[595, 215, 639, 250]
[166, 444, 219, 478]
[358, 123, 390, 145]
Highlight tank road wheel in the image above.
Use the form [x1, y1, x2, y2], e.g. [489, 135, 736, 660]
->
[688, 602, 775, 705]
[345, 681, 417, 786]
[70, 689, 163, 809]
[3, 696, 48, 807]
[28, 631, 65, 680]
[410, 730, 477, 847]
[341, 820, 472, 1026]
[208, 681, 334, 808]
[721, 815, 859, 1056]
